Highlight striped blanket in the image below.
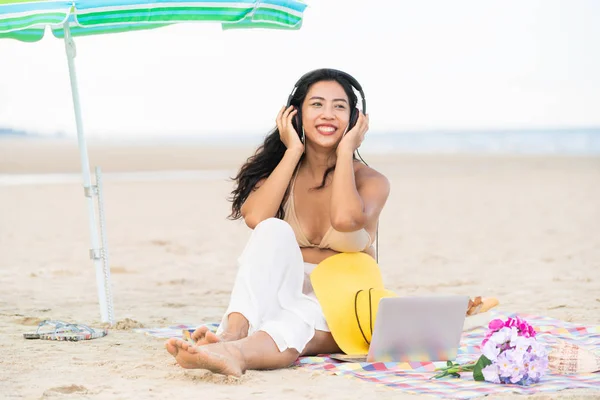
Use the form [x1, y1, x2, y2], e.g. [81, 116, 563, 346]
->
[135, 313, 600, 398]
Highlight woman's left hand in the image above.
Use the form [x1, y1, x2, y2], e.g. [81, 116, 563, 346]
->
[337, 113, 369, 156]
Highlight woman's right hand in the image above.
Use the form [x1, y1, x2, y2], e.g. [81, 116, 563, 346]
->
[276, 106, 304, 153]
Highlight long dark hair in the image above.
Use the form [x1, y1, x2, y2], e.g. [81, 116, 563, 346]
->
[228, 69, 359, 220]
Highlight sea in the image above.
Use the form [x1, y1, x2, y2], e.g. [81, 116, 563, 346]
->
[120, 127, 600, 156]
[359, 127, 600, 155]
[1, 127, 599, 186]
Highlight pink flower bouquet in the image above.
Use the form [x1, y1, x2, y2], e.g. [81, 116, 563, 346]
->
[434, 316, 549, 385]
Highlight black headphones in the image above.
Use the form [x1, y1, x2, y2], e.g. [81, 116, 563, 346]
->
[286, 68, 367, 143]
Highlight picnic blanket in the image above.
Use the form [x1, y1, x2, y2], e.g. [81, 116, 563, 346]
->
[135, 313, 600, 398]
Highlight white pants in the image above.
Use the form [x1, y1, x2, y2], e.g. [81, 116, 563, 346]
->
[215, 218, 329, 353]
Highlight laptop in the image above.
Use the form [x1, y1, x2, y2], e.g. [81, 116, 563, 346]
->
[331, 295, 469, 363]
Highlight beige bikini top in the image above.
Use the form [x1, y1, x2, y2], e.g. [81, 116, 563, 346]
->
[282, 169, 372, 253]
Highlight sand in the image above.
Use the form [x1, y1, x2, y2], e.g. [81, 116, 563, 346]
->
[0, 138, 599, 399]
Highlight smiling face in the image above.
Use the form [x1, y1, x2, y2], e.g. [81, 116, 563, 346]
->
[301, 80, 351, 149]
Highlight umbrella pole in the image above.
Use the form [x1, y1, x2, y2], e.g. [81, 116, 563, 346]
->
[63, 22, 115, 325]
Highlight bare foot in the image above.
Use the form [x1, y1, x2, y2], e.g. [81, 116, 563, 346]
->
[192, 314, 249, 345]
[165, 338, 244, 377]
[191, 326, 221, 346]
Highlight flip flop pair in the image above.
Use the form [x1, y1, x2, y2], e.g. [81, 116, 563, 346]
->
[23, 320, 107, 341]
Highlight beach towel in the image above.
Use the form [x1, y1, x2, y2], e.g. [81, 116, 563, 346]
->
[135, 313, 600, 398]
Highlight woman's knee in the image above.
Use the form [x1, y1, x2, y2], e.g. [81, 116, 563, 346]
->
[252, 218, 296, 244]
[254, 217, 293, 234]
[240, 218, 296, 261]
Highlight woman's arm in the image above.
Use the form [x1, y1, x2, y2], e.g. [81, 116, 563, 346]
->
[329, 151, 390, 232]
[241, 106, 304, 229]
[329, 113, 390, 232]
[241, 147, 302, 229]
[329, 148, 365, 230]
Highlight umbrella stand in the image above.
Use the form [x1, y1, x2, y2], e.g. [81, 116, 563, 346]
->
[63, 22, 115, 325]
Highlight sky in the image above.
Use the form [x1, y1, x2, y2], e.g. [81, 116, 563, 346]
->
[0, 0, 599, 139]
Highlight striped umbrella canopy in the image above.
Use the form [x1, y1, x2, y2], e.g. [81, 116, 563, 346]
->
[0, 0, 306, 41]
[0, 0, 308, 326]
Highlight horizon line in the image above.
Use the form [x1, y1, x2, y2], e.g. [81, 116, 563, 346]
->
[2, 125, 600, 139]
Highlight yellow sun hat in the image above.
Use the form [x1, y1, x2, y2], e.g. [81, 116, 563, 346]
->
[310, 252, 397, 355]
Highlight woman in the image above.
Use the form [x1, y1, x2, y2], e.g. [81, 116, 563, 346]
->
[165, 68, 390, 376]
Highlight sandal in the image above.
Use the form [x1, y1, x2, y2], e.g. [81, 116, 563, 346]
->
[39, 323, 107, 341]
[466, 297, 499, 316]
[23, 320, 81, 339]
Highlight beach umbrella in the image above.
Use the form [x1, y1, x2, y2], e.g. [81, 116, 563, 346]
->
[0, 0, 308, 326]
